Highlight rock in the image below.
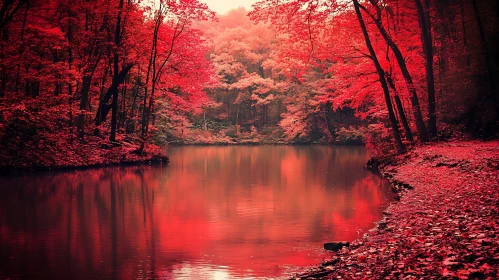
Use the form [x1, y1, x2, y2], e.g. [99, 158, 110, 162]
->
[377, 221, 388, 230]
[322, 258, 340, 266]
[402, 183, 413, 189]
[324, 242, 350, 251]
[151, 154, 169, 163]
[297, 141, 499, 279]
[302, 270, 332, 279]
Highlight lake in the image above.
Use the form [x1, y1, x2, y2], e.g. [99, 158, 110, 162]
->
[0, 145, 393, 279]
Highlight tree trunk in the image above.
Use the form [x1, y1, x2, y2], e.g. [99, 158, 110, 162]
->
[460, 0, 470, 66]
[469, 0, 499, 136]
[204, 111, 208, 131]
[324, 103, 336, 138]
[77, 75, 91, 139]
[110, 84, 119, 141]
[126, 72, 140, 134]
[95, 64, 134, 125]
[110, 0, 125, 142]
[386, 72, 414, 142]
[363, 1, 429, 142]
[144, 84, 155, 135]
[395, 94, 414, 142]
[141, 10, 161, 138]
[68, 2, 74, 140]
[415, 0, 437, 138]
[141, 87, 148, 136]
[471, 0, 497, 101]
[126, 91, 138, 134]
[353, 0, 405, 153]
[0, 0, 26, 31]
[119, 80, 127, 129]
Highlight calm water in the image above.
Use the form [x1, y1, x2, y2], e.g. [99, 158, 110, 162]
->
[0, 146, 393, 279]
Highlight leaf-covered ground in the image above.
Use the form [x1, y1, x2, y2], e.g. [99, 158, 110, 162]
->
[296, 141, 499, 279]
[0, 133, 168, 173]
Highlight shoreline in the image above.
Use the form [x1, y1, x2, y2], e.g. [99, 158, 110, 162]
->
[295, 140, 499, 279]
[0, 143, 362, 175]
[166, 141, 365, 146]
[0, 138, 169, 176]
[0, 155, 169, 176]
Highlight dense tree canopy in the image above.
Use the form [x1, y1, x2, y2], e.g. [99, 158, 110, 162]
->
[0, 0, 498, 167]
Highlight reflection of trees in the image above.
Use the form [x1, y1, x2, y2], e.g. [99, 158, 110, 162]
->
[0, 166, 167, 279]
[0, 146, 392, 279]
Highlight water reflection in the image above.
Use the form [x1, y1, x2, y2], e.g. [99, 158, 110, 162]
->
[0, 146, 393, 279]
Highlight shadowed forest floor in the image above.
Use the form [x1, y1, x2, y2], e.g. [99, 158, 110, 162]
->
[297, 140, 499, 279]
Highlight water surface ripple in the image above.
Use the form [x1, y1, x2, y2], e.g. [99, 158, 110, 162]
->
[0, 146, 393, 279]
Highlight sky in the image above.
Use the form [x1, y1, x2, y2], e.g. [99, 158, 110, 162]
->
[201, 0, 259, 15]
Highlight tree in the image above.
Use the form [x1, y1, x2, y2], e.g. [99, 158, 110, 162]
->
[358, 0, 429, 142]
[0, 0, 216, 165]
[353, 0, 405, 153]
[414, 0, 437, 138]
[139, 0, 215, 145]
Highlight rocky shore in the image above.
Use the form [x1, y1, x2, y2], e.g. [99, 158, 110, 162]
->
[296, 141, 499, 279]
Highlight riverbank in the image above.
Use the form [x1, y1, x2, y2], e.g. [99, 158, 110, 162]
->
[0, 136, 168, 175]
[296, 140, 499, 279]
[166, 141, 364, 146]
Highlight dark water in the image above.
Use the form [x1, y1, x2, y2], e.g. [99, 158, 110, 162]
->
[0, 146, 393, 279]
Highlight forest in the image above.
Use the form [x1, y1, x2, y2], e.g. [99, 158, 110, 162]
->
[0, 0, 498, 279]
[0, 0, 498, 170]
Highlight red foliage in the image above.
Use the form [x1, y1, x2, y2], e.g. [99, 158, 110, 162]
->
[296, 141, 499, 279]
[0, 0, 216, 168]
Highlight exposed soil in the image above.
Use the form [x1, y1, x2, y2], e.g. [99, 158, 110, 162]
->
[296, 140, 499, 279]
